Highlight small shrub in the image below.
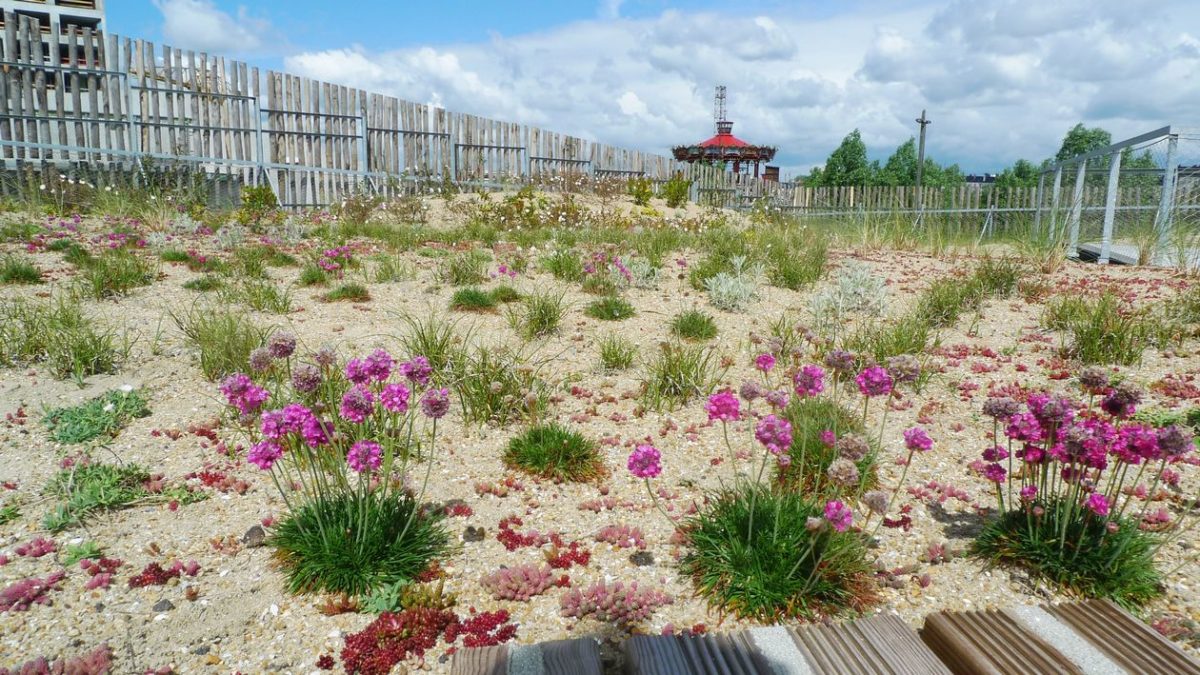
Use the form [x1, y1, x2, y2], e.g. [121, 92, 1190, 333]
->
[540, 249, 584, 282]
[183, 275, 223, 292]
[642, 342, 724, 411]
[450, 287, 497, 312]
[0, 298, 124, 383]
[271, 492, 449, 596]
[627, 258, 660, 289]
[171, 305, 268, 381]
[299, 263, 328, 287]
[324, 283, 371, 303]
[598, 333, 637, 371]
[809, 261, 887, 341]
[627, 177, 654, 206]
[973, 257, 1023, 297]
[916, 277, 982, 329]
[845, 315, 931, 365]
[510, 290, 566, 339]
[222, 278, 293, 314]
[505, 423, 604, 482]
[62, 541, 104, 566]
[767, 239, 827, 290]
[77, 249, 156, 300]
[43, 388, 150, 444]
[681, 484, 875, 621]
[0, 255, 42, 284]
[438, 251, 488, 286]
[670, 308, 718, 341]
[235, 184, 281, 227]
[584, 295, 635, 321]
[662, 174, 691, 208]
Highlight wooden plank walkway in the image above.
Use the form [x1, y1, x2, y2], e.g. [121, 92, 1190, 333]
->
[451, 601, 1200, 675]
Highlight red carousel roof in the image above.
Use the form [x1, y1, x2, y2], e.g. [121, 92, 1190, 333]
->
[698, 132, 752, 148]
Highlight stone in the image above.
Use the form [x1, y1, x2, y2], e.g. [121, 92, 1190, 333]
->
[242, 525, 267, 547]
[629, 551, 654, 566]
[153, 599, 175, 612]
[462, 526, 486, 543]
[192, 645, 211, 655]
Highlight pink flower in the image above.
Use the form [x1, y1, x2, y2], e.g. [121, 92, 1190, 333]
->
[755, 353, 776, 373]
[903, 427, 933, 453]
[981, 445, 1009, 462]
[339, 386, 375, 423]
[1019, 485, 1038, 501]
[627, 445, 662, 479]
[420, 387, 450, 419]
[247, 441, 283, 470]
[819, 430, 836, 447]
[219, 373, 269, 415]
[793, 365, 826, 398]
[1084, 492, 1110, 517]
[347, 441, 383, 474]
[755, 415, 793, 454]
[401, 356, 432, 387]
[300, 415, 330, 447]
[364, 349, 393, 382]
[765, 389, 790, 409]
[982, 463, 1006, 483]
[380, 383, 411, 414]
[344, 358, 371, 385]
[855, 366, 893, 398]
[705, 390, 740, 422]
[823, 500, 853, 533]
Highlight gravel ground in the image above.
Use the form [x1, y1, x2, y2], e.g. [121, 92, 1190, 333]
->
[1, 202, 1197, 673]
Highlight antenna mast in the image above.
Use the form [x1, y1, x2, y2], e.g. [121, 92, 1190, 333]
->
[714, 85, 731, 135]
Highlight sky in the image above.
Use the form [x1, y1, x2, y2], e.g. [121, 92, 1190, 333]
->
[106, 0, 1200, 179]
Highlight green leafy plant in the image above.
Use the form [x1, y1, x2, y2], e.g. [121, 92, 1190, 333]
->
[43, 388, 150, 444]
[627, 177, 654, 206]
[44, 462, 201, 532]
[584, 295, 635, 321]
[235, 184, 281, 227]
[670, 308, 718, 341]
[299, 263, 328, 287]
[221, 278, 293, 314]
[77, 249, 156, 300]
[183, 275, 223, 292]
[598, 333, 637, 371]
[438, 251, 489, 286]
[450, 344, 546, 425]
[1043, 292, 1148, 365]
[662, 174, 691, 208]
[766, 238, 827, 290]
[62, 541, 104, 566]
[775, 397, 875, 494]
[509, 290, 566, 339]
[705, 256, 761, 312]
[397, 313, 462, 379]
[504, 423, 604, 482]
[540, 248, 584, 282]
[489, 285, 521, 304]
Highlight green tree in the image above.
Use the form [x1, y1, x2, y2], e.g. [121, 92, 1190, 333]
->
[807, 129, 874, 186]
[1055, 124, 1112, 161]
[994, 159, 1040, 189]
[879, 138, 918, 186]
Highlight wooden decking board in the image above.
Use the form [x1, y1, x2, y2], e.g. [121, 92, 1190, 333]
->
[920, 609, 1083, 675]
[539, 637, 604, 675]
[1046, 600, 1200, 675]
[855, 614, 952, 675]
[625, 633, 693, 675]
[449, 643, 508, 675]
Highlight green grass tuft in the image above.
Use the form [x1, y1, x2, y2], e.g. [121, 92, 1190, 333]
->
[183, 275, 223, 292]
[450, 287, 497, 312]
[44, 388, 150, 444]
[44, 462, 203, 532]
[0, 255, 43, 284]
[0, 297, 125, 383]
[598, 333, 637, 371]
[584, 295, 635, 321]
[450, 345, 546, 425]
[642, 342, 724, 411]
[77, 249, 156, 300]
[775, 397, 876, 495]
[540, 249, 584, 282]
[270, 492, 449, 596]
[670, 308, 718, 341]
[509, 290, 566, 339]
[504, 423, 604, 482]
[438, 250, 489, 286]
[323, 283, 371, 303]
[171, 305, 268, 381]
[489, 284, 522, 304]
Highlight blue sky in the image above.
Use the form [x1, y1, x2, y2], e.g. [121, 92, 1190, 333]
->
[106, 1, 1200, 177]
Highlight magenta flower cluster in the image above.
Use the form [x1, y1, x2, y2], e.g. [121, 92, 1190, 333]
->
[793, 365, 825, 398]
[627, 445, 662, 479]
[705, 390, 740, 422]
[855, 366, 893, 398]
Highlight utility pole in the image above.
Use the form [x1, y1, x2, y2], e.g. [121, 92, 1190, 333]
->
[914, 109, 931, 209]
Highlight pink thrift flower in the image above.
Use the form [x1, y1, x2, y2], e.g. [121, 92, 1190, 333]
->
[855, 366, 893, 398]
[339, 386, 375, 423]
[344, 358, 371, 385]
[755, 415, 793, 454]
[819, 429, 836, 447]
[705, 390, 740, 422]
[1084, 492, 1110, 517]
[627, 445, 662, 479]
[420, 387, 450, 419]
[823, 500, 853, 532]
[1019, 485, 1038, 501]
[903, 426, 933, 452]
[793, 365, 826, 398]
[364, 349, 394, 382]
[401, 356, 433, 387]
[347, 441, 383, 474]
[247, 441, 283, 470]
[301, 415, 330, 447]
[219, 373, 269, 415]
[755, 353, 776, 373]
[982, 463, 1006, 483]
[380, 383, 411, 414]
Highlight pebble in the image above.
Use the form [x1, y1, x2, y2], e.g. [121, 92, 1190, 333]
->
[463, 526, 486, 542]
[242, 525, 267, 547]
[630, 551, 655, 566]
[153, 599, 175, 612]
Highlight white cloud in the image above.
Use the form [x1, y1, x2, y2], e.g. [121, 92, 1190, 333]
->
[154, 0, 278, 55]
[279, 1, 1200, 176]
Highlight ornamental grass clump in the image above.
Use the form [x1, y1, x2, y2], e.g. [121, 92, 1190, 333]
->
[971, 375, 1198, 607]
[219, 348, 450, 597]
[635, 357, 932, 621]
[505, 423, 604, 482]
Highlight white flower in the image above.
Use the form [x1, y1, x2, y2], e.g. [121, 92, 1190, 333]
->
[119, 384, 134, 393]
[102, 403, 115, 413]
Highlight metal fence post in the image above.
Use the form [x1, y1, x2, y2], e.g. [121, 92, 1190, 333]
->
[1049, 166, 1063, 238]
[1067, 160, 1087, 256]
[1153, 133, 1180, 262]
[1099, 150, 1123, 264]
[358, 109, 369, 192]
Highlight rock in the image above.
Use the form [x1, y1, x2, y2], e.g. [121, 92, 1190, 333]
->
[204, 654, 221, 666]
[629, 551, 654, 566]
[192, 645, 211, 655]
[462, 526, 486, 543]
[153, 599, 175, 612]
[242, 525, 266, 547]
